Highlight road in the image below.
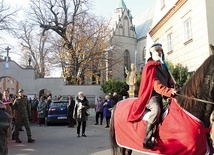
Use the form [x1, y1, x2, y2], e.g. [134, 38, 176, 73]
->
[7, 113, 143, 155]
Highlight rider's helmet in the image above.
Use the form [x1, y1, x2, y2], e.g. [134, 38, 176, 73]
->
[150, 43, 165, 61]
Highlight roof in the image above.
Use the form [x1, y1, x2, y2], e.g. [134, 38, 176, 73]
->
[135, 7, 155, 39]
[117, 0, 127, 9]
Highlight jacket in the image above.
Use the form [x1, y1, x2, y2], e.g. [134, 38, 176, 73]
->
[74, 97, 89, 122]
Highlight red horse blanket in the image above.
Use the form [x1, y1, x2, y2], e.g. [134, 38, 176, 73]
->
[114, 98, 211, 155]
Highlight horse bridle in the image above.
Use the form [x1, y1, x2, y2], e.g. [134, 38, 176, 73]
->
[176, 93, 214, 105]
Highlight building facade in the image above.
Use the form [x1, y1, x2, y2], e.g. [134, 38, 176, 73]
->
[109, 0, 137, 79]
[0, 77, 20, 95]
[110, 0, 214, 80]
[150, 0, 214, 72]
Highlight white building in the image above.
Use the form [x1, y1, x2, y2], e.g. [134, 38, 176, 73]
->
[150, 0, 214, 72]
[110, 0, 214, 80]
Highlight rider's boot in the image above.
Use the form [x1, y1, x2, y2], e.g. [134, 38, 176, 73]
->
[143, 122, 155, 149]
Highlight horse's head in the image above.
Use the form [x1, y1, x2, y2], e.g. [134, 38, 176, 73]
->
[177, 51, 214, 127]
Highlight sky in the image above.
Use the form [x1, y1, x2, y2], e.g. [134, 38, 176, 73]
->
[91, 0, 156, 21]
[3, 0, 156, 77]
[8, 0, 156, 24]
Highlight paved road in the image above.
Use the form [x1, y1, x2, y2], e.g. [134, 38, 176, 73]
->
[8, 113, 143, 155]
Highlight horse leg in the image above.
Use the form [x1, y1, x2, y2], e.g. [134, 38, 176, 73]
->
[119, 147, 132, 155]
[126, 149, 132, 155]
[210, 111, 214, 141]
[120, 147, 125, 155]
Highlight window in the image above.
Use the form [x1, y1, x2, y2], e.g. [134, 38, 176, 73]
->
[184, 18, 192, 42]
[167, 33, 173, 52]
[124, 50, 130, 77]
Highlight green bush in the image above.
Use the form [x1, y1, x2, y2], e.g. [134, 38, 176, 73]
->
[101, 79, 129, 97]
[166, 61, 190, 87]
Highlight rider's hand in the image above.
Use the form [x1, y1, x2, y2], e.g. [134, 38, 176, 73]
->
[171, 88, 177, 96]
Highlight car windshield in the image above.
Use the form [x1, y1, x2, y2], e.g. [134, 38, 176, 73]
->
[51, 102, 68, 107]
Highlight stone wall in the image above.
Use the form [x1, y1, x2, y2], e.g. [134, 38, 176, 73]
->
[0, 61, 105, 99]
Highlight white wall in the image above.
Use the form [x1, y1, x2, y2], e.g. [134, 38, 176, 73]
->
[151, 0, 210, 72]
[0, 61, 105, 97]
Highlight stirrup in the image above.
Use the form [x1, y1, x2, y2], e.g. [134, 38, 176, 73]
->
[143, 136, 155, 149]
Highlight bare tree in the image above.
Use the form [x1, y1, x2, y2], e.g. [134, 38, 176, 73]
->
[0, 0, 19, 33]
[18, 21, 53, 78]
[27, 0, 122, 84]
[0, 0, 20, 54]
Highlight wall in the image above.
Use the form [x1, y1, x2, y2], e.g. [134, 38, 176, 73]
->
[0, 61, 105, 98]
[206, 0, 214, 52]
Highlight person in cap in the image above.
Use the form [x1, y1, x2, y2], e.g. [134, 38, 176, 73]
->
[12, 89, 35, 143]
[127, 43, 177, 149]
[0, 100, 12, 155]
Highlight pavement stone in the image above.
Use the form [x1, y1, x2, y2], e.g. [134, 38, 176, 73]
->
[7, 110, 143, 155]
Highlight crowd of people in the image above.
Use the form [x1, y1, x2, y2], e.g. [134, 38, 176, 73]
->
[0, 87, 121, 155]
[0, 89, 36, 155]
[94, 92, 120, 128]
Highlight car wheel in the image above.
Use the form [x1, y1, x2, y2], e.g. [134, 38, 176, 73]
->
[47, 122, 51, 126]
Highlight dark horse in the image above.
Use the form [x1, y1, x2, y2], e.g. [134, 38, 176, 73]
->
[110, 45, 214, 155]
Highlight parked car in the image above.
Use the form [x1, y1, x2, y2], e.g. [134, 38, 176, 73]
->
[47, 100, 69, 125]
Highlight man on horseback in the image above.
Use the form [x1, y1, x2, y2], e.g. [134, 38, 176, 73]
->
[127, 43, 177, 149]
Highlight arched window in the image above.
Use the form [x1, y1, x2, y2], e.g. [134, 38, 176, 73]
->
[124, 50, 130, 77]
[123, 16, 129, 36]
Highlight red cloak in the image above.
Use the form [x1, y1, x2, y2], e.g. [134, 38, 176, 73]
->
[127, 60, 160, 122]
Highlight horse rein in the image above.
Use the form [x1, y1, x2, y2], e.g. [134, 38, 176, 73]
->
[176, 93, 214, 105]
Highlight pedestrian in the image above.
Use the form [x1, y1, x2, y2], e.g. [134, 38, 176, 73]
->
[94, 97, 103, 125]
[67, 95, 76, 128]
[73, 91, 90, 137]
[31, 95, 39, 123]
[45, 94, 52, 117]
[2, 90, 13, 117]
[58, 95, 63, 100]
[12, 89, 35, 143]
[102, 95, 112, 128]
[0, 101, 12, 155]
[2, 90, 19, 140]
[111, 92, 119, 107]
[37, 96, 47, 126]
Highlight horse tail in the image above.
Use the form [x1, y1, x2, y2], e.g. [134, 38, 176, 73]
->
[110, 106, 118, 155]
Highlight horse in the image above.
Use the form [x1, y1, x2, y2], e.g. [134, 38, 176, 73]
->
[110, 46, 214, 155]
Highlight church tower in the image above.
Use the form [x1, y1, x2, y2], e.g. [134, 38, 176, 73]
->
[110, 0, 137, 79]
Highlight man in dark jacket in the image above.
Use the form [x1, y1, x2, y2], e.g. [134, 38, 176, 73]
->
[13, 89, 35, 143]
[111, 92, 119, 107]
[31, 95, 39, 123]
[67, 95, 76, 128]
